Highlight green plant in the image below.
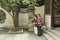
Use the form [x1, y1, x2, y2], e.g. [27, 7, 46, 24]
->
[0, 0, 20, 31]
[46, 26, 48, 30]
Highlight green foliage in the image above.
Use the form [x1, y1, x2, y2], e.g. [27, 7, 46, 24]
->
[21, 0, 44, 6]
[0, 0, 44, 7]
[22, 0, 36, 5]
[0, 0, 34, 8]
[0, 0, 44, 10]
[0, 0, 20, 12]
[22, 0, 29, 5]
[0, 0, 15, 8]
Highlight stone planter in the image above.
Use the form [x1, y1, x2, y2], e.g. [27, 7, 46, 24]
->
[20, 5, 28, 13]
[20, 8, 28, 13]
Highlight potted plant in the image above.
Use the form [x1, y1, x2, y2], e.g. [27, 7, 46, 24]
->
[19, 0, 29, 13]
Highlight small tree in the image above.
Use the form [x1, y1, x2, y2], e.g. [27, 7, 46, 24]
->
[0, 0, 20, 31]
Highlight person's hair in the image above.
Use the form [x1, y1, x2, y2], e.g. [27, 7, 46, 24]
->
[35, 15, 37, 18]
[34, 15, 37, 21]
[37, 14, 41, 17]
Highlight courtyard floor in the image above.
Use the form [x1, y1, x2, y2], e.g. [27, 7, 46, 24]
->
[0, 32, 46, 40]
[0, 27, 60, 40]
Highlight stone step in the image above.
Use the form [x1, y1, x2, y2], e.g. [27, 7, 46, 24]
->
[49, 30, 60, 37]
[43, 33, 55, 40]
[46, 30, 60, 40]
[8, 29, 23, 34]
[0, 28, 10, 33]
[0, 28, 23, 34]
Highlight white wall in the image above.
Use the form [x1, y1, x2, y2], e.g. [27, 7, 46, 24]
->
[0, 5, 52, 30]
[19, 6, 45, 27]
[35, 6, 44, 23]
[19, 13, 28, 26]
[0, 7, 14, 28]
[0, 6, 45, 28]
[0, 7, 28, 28]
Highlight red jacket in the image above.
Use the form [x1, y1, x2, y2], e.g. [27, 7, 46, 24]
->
[34, 18, 37, 27]
[37, 18, 42, 26]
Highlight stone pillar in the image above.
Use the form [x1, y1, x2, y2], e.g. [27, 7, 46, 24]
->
[45, 15, 51, 30]
[28, 6, 35, 31]
[45, 0, 52, 30]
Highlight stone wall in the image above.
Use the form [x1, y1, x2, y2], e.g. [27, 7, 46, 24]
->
[19, 13, 28, 28]
[0, 7, 14, 28]
[35, 6, 44, 23]
[0, 6, 44, 29]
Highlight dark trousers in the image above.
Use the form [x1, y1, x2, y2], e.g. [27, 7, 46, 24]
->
[37, 26, 42, 36]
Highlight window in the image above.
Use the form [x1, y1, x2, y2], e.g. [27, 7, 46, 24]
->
[54, 0, 60, 15]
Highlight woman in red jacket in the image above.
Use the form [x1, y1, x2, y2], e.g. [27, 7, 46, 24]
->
[33, 15, 38, 35]
[37, 14, 43, 36]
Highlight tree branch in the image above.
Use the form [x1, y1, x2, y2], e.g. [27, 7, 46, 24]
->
[8, 12, 13, 17]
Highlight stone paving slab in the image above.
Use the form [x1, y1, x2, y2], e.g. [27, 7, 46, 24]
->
[46, 30, 60, 40]
[0, 32, 46, 40]
[0, 28, 23, 34]
[43, 33, 54, 40]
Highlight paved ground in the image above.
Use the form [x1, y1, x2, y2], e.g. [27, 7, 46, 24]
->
[0, 27, 60, 40]
[55, 27, 60, 32]
[0, 32, 46, 40]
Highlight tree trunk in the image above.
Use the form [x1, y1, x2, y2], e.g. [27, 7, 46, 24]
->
[12, 6, 20, 31]
[13, 12, 19, 31]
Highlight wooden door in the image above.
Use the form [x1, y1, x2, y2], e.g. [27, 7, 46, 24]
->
[52, 0, 60, 27]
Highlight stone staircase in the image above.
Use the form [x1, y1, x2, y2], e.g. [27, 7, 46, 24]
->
[43, 33, 54, 40]
[43, 30, 60, 40]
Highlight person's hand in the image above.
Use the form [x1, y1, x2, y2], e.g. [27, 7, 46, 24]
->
[33, 23, 36, 24]
[38, 22, 40, 24]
